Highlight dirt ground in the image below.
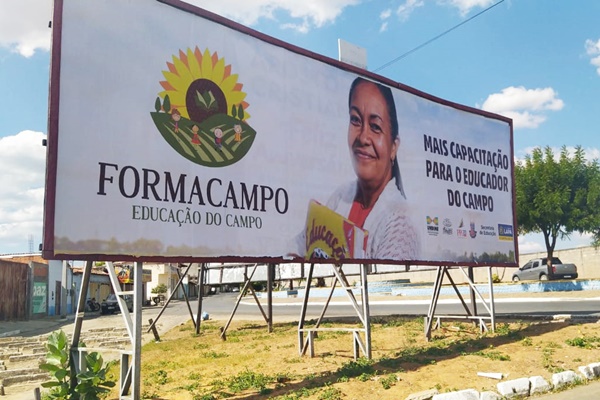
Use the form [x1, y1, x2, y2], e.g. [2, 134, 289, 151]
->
[109, 308, 600, 400]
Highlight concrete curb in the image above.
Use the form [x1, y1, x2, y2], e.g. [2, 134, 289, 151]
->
[406, 363, 600, 400]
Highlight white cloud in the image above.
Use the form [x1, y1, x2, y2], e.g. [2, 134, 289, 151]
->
[187, 0, 359, 32]
[585, 38, 600, 76]
[519, 232, 594, 256]
[443, 0, 495, 17]
[380, 9, 392, 20]
[517, 236, 545, 255]
[396, 0, 424, 21]
[379, 22, 389, 33]
[0, 0, 52, 57]
[0, 131, 46, 254]
[479, 86, 564, 129]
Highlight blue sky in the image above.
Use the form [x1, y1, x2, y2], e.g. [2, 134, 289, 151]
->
[1, 0, 599, 256]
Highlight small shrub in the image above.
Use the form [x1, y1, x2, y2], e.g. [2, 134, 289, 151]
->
[566, 336, 600, 349]
[380, 374, 398, 389]
[39, 330, 115, 399]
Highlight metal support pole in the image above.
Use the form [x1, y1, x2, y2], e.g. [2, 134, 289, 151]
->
[176, 265, 195, 323]
[60, 260, 68, 318]
[488, 267, 496, 332]
[468, 267, 478, 316]
[361, 263, 372, 359]
[220, 264, 259, 339]
[70, 260, 93, 390]
[195, 264, 205, 334]
[267, 263, 274, 333]
[131, 262, 143, 400]
[297, 263, 313, 355]
[147, 263, 192, 333]
[425, 266, 444, 340]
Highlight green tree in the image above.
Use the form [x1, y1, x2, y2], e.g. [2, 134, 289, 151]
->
[515, 146, 600, 262]
[154, 97, 161, 112]
[163, 94, 171, 113]
[238, 104, 244, 120]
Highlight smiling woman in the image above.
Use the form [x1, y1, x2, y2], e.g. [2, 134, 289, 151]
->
[323, 77, 419, 260]
[292, 77, 420, 262]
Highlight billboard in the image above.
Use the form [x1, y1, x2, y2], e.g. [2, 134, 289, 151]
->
[43, 0, 517, 267]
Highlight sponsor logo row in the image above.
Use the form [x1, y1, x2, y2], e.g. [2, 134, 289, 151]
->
[426, 216, 513, 241]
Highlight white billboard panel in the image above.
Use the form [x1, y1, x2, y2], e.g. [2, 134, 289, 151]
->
[44, 0, 517, 267]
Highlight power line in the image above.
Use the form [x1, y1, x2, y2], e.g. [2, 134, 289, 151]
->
[373, 0, 505, 73]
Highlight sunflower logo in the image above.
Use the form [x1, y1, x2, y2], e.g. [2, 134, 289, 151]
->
[151, 47, 256, 167]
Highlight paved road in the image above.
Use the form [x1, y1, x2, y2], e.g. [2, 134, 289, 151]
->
[199, 292, 600, 321]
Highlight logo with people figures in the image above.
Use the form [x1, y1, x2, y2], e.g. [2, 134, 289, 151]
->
[151, 47, 256, 167]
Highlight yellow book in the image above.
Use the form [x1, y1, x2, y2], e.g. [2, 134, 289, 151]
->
[304, 200, 368, 261]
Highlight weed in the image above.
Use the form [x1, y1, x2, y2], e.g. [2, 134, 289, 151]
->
[521, 337, 533, 346]
[494, 323, 511, 335]
[141, 389, 160, 399]
[469, 350, 511, 361]
[202, 350, 228, 359]
[193, 343, 210, 350]
[274, 386, 320, 399]
[541, 347, 562, 373]
[192, 394, 216, 400]
[380, 374, 398, 389]
[336, 358, 374, 378]
[188, 372, 201, 380]
[318, 385, 343, 400]
[566, 336, 600, 349]
[225, 369, 274, 393]
[357, 372, 373, 382]
[152, 369, 169, 385]
[179, 381, 201, 391]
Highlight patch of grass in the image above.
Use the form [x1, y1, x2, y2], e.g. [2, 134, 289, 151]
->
[468, 350, 511, 361]
[566, 336, 600, 349]
[225, 369, 275, 394]
[521, 337, 533, 346]
[336, 357, 374, 378]
[318, 385, 343, 400]
[188, 372, 202, 380]
[273, 386, 321, 399]
[357, 372, 373, 382]
[541, 347, 562, 373]
[122, 316, 600, 400]
[150, 369, 169, 385]
[202, 350, 229, 359]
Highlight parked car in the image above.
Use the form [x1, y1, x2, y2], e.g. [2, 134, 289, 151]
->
[101, 293, 134, 315]
[512, 257, 578, 281]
